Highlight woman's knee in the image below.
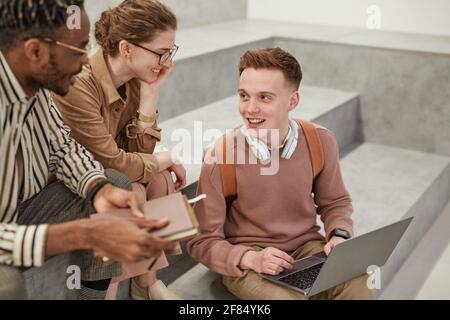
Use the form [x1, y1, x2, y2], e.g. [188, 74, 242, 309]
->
[131, 183, 147, 204]
[146, 170, 174, 200]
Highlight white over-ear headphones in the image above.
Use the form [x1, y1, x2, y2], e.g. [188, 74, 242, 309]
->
[240, 119, 299, 162]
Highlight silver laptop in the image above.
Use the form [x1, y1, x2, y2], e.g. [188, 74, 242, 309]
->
[260, 217, 413, 296]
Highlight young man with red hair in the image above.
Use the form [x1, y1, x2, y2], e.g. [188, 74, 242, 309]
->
[188, 48, 372, 300]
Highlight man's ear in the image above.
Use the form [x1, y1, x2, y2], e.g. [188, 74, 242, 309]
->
[288, 90, 300, 111]
[119, 40, 132, 58]
[23, 39, 47, 62]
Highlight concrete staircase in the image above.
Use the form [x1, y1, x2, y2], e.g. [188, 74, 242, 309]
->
[152, 6, 450, 300]
[24, 1, 450, 300]
[160, 89, 450, 299]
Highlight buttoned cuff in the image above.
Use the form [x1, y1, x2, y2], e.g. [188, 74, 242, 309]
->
[126, 117, 162, 141]
[78, 169, 107, 198]
[227, 245, 255, 277]
[13, 224, 49, 267]
[136, 153, 161, 184]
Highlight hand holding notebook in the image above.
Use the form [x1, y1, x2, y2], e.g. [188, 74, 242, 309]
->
[92, 192, 200, 242]
[140, 192, 200, 241]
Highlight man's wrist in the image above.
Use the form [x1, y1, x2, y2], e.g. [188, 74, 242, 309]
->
[85, 179, 111, 209]
[76, 219, 93, 250]
[329, 228, 351, 240]
[86, 178, 106, 194]
[240, 250, 257, 270]
[45, 219, 93, 257]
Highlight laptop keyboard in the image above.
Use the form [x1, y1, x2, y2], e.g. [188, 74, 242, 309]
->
[278, 263, 324, 290]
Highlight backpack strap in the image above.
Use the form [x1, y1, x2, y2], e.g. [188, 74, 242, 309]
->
[216, 134, 237, 212]
[295, 119, 325, 178]
[219, 134, 237, 198]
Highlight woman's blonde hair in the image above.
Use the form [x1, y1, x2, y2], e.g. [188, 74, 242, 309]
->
[95, 0, 177, 56]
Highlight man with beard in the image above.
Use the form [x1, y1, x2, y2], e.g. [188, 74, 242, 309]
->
[0, 0, 175, 299]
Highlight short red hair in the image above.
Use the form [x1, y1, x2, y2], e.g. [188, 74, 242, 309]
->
[239, 47, 302, 89]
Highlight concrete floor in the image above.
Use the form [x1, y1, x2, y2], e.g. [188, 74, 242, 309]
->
[415, 202, 450, 300]
[416, 241, 450, 299]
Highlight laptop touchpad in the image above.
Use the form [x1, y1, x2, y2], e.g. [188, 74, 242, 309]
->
[278, 255, 326, 277]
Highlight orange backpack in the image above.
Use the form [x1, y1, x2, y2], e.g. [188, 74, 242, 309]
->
[217, 119, 325, 212]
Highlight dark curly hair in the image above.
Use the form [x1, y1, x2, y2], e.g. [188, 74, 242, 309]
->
[0, 0, 84, 50]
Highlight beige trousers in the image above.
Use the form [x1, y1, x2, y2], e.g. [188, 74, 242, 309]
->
[222, 240, 374, 300]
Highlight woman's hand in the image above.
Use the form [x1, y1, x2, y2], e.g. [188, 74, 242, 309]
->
[146, 62, 174, 91]
[139, 63, 174, 101]
[138, 63, 174, 120]
[153, 151, 186, 191]
[168, 163, 186, 192]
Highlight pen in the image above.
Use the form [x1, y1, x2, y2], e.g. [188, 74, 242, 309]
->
[148, 257, 157, 270]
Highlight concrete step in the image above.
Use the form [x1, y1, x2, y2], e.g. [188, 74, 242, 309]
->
[204, 19, 450, 55]
[414, 202, 450, 299]
[158, 19, 450, 157]
[378, 200, 450, 300]
[158, 85, 361, 187]
[340, 144, 450, 298]
[167, 143, 450, 300]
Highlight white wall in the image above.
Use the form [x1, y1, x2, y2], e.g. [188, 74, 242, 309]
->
[84, 0, 247, 29]
[84, 0, 121, 24]
[248, 0, 450, 37]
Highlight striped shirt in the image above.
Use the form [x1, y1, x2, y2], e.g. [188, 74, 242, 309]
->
[0, 51, 106, 267]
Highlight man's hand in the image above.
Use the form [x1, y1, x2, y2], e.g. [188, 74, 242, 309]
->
[323, 236, 347, 256]
[92, 182, 144, 218]
[87, 215, 176, 263]
[168, 163, 186, 191]
[240, 247, 295, 275]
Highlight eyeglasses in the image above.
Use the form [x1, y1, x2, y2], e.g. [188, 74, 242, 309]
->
[23, 36, 91, 55]
[132, 43, 179, 65]
[42, 38, 89, 55]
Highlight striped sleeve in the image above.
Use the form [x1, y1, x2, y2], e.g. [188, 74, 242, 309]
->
[46, 93, 106, 197]
[0, 223, 48, 267]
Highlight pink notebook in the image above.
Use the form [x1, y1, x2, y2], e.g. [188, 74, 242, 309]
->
[139, 192, 199, 241]
[92, 192, 199, 241]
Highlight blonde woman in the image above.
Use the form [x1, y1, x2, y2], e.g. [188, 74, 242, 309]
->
[53, 0, 184, 300]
